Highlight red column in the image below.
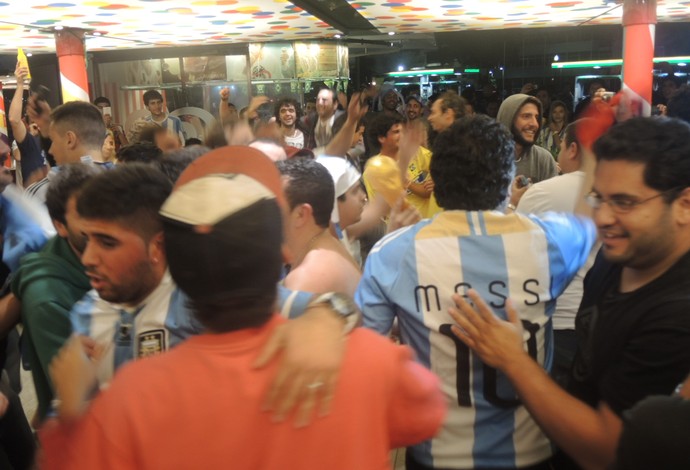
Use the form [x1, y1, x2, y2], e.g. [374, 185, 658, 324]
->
[54, 28, 89, 102]
[622, 0, 657, 117]
[0, 83, 9, 164]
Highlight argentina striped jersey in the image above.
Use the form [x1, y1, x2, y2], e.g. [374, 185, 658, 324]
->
[355, 210, 596, 469]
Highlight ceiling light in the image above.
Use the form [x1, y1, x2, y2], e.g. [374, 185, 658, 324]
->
[398, 65, 403, 71]
[388, 31, 395, 36]
[554, 54, 559, 62]
[26, 52, 33, 57]
[334, 34, 341, 39]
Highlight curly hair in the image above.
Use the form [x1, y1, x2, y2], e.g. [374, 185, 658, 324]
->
[431, 115, 515, 211]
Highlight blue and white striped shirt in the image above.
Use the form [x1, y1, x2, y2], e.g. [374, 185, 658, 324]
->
[356, 210, 596, 469]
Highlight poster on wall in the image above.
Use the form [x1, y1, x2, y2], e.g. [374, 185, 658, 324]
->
[183, 56, 228, 82]
[337, 44, 349, 79]
[126, 60, 162, 86]
[295, 42, 346, 79]
[248, 43, 295, 80]
[226, 55, 248, 81]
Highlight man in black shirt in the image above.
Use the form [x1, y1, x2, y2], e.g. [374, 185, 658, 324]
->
[448, 117, 690, 469]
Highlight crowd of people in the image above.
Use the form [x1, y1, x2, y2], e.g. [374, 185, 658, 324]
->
[0, 54, 689, 470]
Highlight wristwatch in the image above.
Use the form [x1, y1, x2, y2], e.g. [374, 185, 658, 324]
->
[308, 292, 362, 334]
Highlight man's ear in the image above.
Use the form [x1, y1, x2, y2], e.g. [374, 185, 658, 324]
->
[673, 187, 690, 225]
[294, 203, 314, 228]
[53, 219, 68, 238]
[148, 231, 165, 264]
[65, 131, 78, 150]
[567, 142, 579, 161]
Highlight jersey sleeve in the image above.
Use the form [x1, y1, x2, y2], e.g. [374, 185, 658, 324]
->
[277, 284, 313, 319]
[355, 231, 410, 334]
[527, 212, 596, 298]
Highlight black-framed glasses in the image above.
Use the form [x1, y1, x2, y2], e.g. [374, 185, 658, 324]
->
[585, 187, 683, 214]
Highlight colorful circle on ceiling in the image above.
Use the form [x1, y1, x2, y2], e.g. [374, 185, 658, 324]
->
[99, 4, 132, 10]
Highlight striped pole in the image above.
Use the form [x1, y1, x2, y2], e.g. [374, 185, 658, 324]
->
[54, 28, 89, 103]
[622, 0, 657, 117]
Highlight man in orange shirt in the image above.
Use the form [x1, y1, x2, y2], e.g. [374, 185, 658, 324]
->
[40, 149, 446, 470]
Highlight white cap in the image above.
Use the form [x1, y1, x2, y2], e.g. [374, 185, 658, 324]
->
[316, 155, 361, 224]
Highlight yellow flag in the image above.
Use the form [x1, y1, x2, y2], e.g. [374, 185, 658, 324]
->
[17, 48, 31, 81]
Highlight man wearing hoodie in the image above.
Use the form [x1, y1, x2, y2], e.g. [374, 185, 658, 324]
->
[496, 94, 558, 185]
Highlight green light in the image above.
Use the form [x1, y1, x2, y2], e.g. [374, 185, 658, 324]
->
[552, 59, 622, 69]
[387, 68, 454, 77]
[551, 56, 690, 70]
[463, 68, 480, 73]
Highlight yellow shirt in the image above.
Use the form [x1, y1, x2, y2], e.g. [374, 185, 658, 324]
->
[405, 147, 442, 219]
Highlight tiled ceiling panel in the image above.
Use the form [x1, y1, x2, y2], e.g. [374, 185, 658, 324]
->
[0, 0, 687, 53]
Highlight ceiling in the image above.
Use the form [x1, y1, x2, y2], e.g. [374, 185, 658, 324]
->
[0, 0, 688, 54]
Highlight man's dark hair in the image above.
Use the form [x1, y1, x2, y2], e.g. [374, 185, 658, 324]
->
[274, 97, 301, 122]
[317, 87, 336, 103]
[143, 89, 163, 106]
[50, 102, 106, 150]
[276, 158, 334, 228]
[164, 198, 282, 333]
[563, 119, 583, 149]
[77, 164, 172, 241]
[93, 96, 111, 107]
[46, 163, 101, 225]
[117, 142, 163, 164]
[436, 90, 467, 121]
[155, 146, 209, 183]
[185, 137, 203, 147]
[666, 85, 690, 125]
[593, 117, 690, 203]
[431, 115, 515, 211]
[366, 113, 402, 154]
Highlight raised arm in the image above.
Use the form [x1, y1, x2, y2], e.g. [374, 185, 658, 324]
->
[9, 62, 28, 144]
[324, 92, 368, 158]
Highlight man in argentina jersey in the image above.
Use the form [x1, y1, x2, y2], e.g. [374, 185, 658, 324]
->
[69, 157, 315, 389]
[356, 115, 596, 469]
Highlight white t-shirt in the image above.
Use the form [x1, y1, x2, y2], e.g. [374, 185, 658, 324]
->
[517, 171, 598, 330]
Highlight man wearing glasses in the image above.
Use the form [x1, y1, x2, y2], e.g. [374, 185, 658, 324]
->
[449, 116, 690, 469]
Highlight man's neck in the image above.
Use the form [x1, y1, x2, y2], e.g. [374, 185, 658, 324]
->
[515, 143, 525, 160]
[318, 113, 333, 124]
[122, 265, 168, 308]
[620, 244, 690, 293]
[150, 113, 167, 123]
[379, 147, 398, 160]
[289, 226, 328, 269]
[79, 148, 105, 163]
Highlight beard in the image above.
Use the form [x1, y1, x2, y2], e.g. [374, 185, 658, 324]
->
[512, 124, 536, 148]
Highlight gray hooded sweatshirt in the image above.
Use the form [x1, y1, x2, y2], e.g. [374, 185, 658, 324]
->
[496, 94, 558, 184]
